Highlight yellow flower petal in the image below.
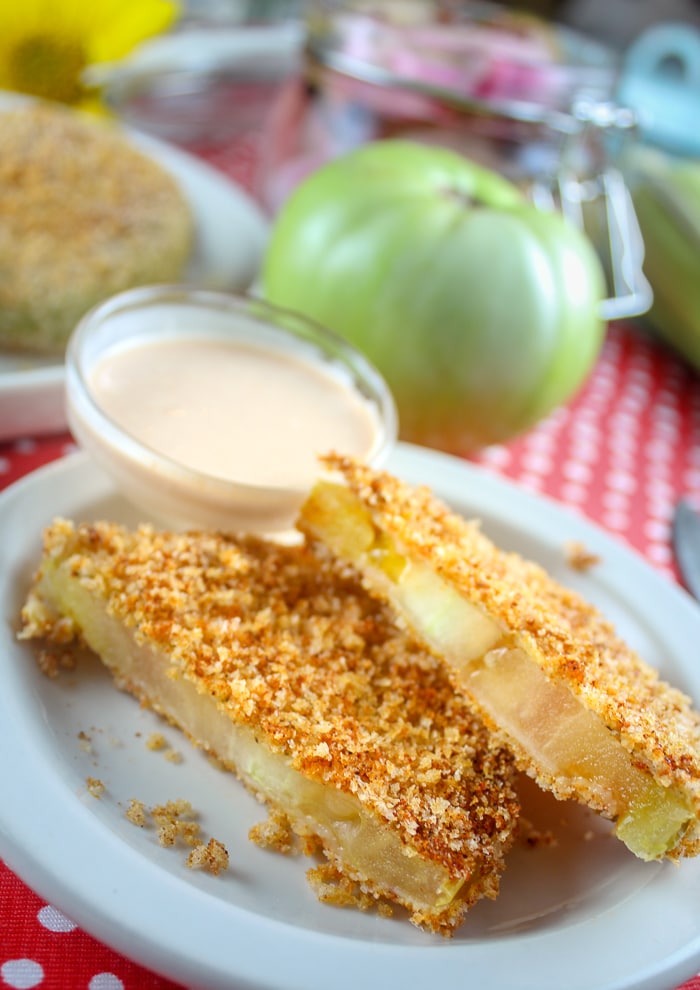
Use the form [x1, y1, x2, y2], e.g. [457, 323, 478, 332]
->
[0, 0, 179, 106]
[88, 1, 179, 63]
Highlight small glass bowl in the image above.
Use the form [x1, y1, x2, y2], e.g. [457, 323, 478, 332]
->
[66, 285, 397, 535]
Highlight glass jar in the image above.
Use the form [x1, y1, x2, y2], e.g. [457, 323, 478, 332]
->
[259, 0, 651, 320]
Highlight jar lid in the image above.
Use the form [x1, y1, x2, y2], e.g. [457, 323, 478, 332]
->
[305, 0, 617, 131]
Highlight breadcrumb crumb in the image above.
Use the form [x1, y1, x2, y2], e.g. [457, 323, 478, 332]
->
[249, 809, 296, 854]
[145, 732, 182, 763]
[146, 733, 167, 751]
[187, 838, 230, 876]
[78, 731, 93, 754]
[565, 541, 601, 572]
[124, 796, 228, 872]
[152, 799, 201, 847]
[516, 817, 557, 849]
[86, 777, 105, 799]
[126, 798, 148, 827]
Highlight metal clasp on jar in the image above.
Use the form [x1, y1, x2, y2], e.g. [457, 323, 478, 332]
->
[530, 99, 653, 322]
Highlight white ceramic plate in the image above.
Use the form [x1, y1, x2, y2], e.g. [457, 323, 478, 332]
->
[1, 446, 699, 990]
[0, 93, 268, 442]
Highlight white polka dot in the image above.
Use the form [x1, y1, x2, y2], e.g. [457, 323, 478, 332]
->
[88, 975, 125, 990]
[37, 904, 77, 933]
[645, 475, 676, 499]
[517, 473, 544, 492]
[683, 467, 700, 490]
[602, 510, 631, 532]
[523, 431, 556, 453]
[646, 497, 674, 522]
[627, 370, 652, 389]
[602, 489, 630, 512]
[562, 460, 592, 483]
[644, 518, 670, 542]
[608, 422, 638, 448]
[520, 451, 553, 475]
[608, 449, 637, 472]
[560, 482, 589, 504]
[571, 416, 601, 441]
[571, 435, 600, 461]
[624, 380, 652, 398]
[592, 359, 618, 378]
[478, 445, 511, 467]
[1, 959, 44, 989]
[0, 457, 9, 474]
[609, 411, 640, 434]
[571, 447, 601, 469]
[617, 394, 645, 413]
[645, 446, 675, 471]
[543, 406, 570, 429]
[646, 542, 673, 566]
[584, 391, 613, 411]
[570, 419, 600, 441]
[649, 420, 679, 441]
[13, 438, 36, 454]
[606, 470, 638, 494]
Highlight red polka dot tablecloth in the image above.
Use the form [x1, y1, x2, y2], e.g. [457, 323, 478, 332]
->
[476, 321, 700, 583]
[1, 134, 700, 990]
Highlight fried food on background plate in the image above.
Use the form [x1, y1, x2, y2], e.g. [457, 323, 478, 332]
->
[298, 454, 700, 863]
[0, 101, 193, 353]
[19, 518, 519, 935]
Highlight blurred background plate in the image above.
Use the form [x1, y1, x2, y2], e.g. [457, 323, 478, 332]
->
[96, 20, 304, 146]
[0, 93, 269, 443]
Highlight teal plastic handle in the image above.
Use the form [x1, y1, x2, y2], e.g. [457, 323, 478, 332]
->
[617, 23, 700, 156]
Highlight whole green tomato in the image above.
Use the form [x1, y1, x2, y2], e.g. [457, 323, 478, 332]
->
[262, 140, 607, 452]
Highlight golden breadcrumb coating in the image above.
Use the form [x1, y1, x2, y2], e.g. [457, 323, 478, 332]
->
[0, 102, 193, 353]
[307, 861, 395, 916]
[20, 518, 519, 934]
[301, 454, 700, 857]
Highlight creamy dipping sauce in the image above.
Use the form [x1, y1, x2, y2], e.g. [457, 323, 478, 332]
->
[88, 336, 380, 490]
